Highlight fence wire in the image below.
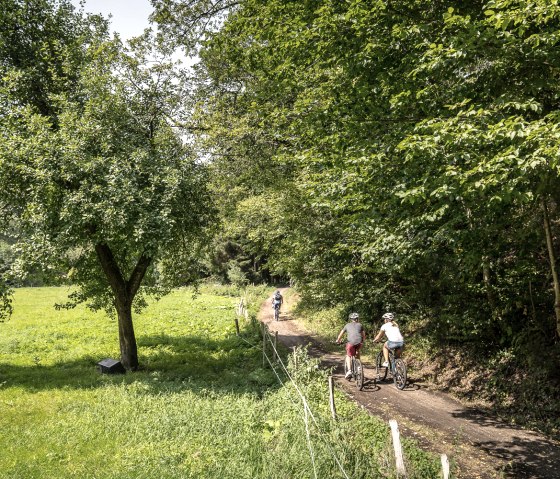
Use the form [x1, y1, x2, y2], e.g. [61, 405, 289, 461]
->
[237, 315, 351, 479]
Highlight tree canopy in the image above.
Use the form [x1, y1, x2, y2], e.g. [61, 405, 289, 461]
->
[1, 2, 214, 369]
[154, 0, 560, 350]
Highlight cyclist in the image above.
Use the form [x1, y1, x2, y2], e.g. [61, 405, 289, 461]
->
[372, 312, 404, 367]
[271, 290, 283, 312]
[336, 312, 365, 379]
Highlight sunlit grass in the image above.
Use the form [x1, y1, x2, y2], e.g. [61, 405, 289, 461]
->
[0, 286, 440, 479]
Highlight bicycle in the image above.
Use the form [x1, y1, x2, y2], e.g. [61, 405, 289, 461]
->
[338, 342, 364, 390]
[375, 344, 407, 390]
[273, 303, 280, 321]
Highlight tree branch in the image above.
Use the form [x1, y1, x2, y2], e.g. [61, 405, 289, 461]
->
[127, 253, 152, 299]
[94, 242, 128, 300]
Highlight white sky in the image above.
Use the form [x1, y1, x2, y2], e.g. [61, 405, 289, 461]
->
[71, 0, 154, 39]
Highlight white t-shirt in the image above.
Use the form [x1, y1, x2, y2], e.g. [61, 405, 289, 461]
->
[381, 322, 403, 342]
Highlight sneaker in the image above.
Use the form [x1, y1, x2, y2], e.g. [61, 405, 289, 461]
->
[382, 361, 389, 368]
[345, 371, 352, 379]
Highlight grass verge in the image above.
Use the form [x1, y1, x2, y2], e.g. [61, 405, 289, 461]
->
[0, 285, 440, 478]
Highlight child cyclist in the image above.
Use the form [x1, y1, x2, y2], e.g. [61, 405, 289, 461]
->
[336, 312, 366, 379]
[372, 312, 404, 367]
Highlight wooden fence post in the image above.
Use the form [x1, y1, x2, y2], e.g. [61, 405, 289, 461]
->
[234, 314, 240, 336]
[328, 376, 337, 420]
[235, 299, 243, 336]
[273, 331, 278, 362]
[441, 454, 449, 479]
[389, 419, 406, 477]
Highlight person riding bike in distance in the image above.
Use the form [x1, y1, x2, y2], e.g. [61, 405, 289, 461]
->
[373, 312, 404, 367]
[336, 312, 365, 379]
[271, 290, 283, 311]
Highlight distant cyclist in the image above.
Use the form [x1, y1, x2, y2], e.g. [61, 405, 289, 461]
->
[372, 312, 404, 367]
[336, 312, 365, 379]
[271, 290, 283, 310]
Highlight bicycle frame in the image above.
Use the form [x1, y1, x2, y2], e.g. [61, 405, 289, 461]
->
[343, 350, 364, 390]
[375, 345, 407, 390]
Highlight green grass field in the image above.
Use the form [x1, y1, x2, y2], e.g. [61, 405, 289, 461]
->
[0, 286, 440, 479]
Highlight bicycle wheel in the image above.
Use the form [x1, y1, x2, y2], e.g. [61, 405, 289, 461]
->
[393, 358, 407, 390]
[354, 358, 364, 390]
[375, 351, 387, 382]
[274, 307, 279, 321]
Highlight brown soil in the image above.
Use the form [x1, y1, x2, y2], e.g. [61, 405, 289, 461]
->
[260, 289, 560, 479]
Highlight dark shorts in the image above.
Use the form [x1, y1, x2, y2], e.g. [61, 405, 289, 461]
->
[346, 342, 362, 357]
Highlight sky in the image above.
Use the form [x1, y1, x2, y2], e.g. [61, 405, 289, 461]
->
[71, 0, 154, 39]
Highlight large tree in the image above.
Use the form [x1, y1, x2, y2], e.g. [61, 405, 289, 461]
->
[1, 29, 214, 369]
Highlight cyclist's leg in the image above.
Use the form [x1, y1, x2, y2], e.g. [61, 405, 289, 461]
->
[383, 341, 390, 363]
[345, 343, 355, 377]
[355, 342, 363, 359]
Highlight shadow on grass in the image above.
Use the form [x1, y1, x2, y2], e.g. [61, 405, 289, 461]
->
[0, 327, 282, 396]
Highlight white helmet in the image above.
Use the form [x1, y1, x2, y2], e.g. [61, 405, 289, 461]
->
[382, 312, 394, 321]
[349, 312, 359, 321]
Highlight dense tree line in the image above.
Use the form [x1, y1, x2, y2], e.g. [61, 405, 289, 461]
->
[2, 0, 559, 369]
[153, 0, 560, 354]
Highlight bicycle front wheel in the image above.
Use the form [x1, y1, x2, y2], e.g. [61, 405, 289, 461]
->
[354, 358, 364, 390]
[375, 351, 387, 382]
[274, 307, 279, 321]
[393, 358, 407, 390]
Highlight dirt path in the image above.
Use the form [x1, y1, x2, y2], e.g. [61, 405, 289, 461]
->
[259, 289, 560, 479]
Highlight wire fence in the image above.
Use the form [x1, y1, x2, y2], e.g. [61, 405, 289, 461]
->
[235, 297, 452, 479]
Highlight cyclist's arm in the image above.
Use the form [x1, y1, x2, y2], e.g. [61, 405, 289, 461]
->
[336, 328, 345, 343]
[372, 330, 384, 342]
[361, 330, 366, 342]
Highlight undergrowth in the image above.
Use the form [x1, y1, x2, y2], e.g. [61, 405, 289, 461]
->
[406, 338, 560, 439]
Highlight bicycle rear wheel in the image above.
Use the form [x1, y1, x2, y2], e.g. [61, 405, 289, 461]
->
[375, 351, 387, 382]
[354, 358, 364, 390]
[393, 358, 407, 390]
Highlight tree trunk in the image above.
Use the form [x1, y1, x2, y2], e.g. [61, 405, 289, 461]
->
[115, 298, 138, 370]
[542, 197, 560, 338]
[95, 242, 152, 370]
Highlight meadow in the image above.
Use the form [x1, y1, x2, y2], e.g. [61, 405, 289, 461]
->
[0, 286, 440, 478]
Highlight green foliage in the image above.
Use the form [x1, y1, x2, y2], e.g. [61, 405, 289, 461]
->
[155, 0, 560, 350]
[0, 240, 13, 320]
[0, 286, 439, 478]
[0, 3, 215, 366]
[0, 0, 108, 119]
